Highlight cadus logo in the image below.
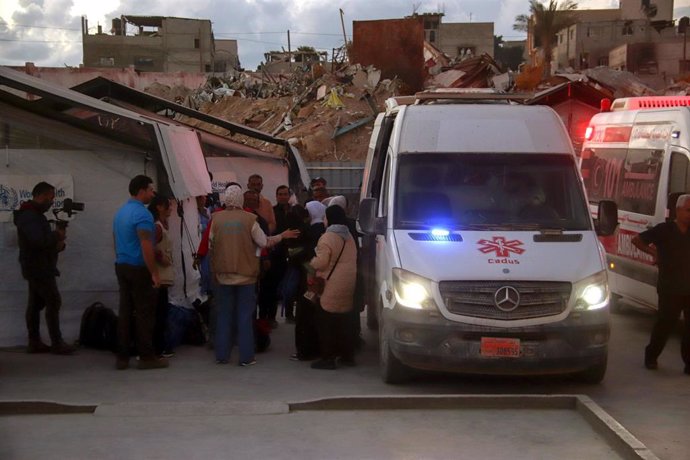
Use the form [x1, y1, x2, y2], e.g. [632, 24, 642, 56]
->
[478, 236, 525, 264]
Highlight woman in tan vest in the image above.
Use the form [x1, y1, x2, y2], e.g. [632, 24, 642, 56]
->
[209, 185, 298, 366]
[149, 195, 174, 357]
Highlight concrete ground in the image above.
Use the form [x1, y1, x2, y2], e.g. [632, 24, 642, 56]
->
[1, 298, 689, 459]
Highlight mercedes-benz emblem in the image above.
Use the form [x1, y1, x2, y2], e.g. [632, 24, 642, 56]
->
[494, 286, 520, 312]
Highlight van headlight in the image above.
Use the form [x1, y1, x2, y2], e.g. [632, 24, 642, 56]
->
[392, 268, 436, 310]
[573, 271, 609, 311]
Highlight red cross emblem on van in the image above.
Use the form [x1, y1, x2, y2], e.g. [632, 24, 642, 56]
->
[477, 237, 525, 258]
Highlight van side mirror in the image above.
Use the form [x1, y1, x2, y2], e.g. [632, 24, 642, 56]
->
[596, 200, 618, 236]
[667, 192, 685, 222]
[358, 198, 385, 235]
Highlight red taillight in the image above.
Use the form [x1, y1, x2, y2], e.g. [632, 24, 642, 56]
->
[585, 126, 594, 140]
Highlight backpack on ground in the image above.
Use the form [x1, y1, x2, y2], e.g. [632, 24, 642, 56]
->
[78, 302, 118, 352]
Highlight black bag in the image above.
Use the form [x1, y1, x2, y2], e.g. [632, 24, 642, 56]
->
[78, 302, 118, 351]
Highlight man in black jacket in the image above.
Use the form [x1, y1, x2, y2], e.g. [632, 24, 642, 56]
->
[13, 181, 75, 354]
[633, 193, 690, 375]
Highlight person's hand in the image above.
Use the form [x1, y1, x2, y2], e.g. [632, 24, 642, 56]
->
[56, 240, 66, 252]
[281, 229, 300, 239]
[152, 272, 161, 288]
[192, 257, 200, 271]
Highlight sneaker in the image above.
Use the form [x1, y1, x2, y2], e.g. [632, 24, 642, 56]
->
[215, 359, 228, 365]
[27, 340, 51, 354]
[51, 342, 76, 355]
[115, 357, 129, 370]
[311, 359, 337, 370]
[239, 359, 257, 367]
[161, 351, 176, 358]
[137, 357, 169, 370]
[644, 358, 658, 370]
[289, 353, 300, 361]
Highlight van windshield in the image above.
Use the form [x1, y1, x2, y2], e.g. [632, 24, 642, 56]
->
[394, 153, 591, 231]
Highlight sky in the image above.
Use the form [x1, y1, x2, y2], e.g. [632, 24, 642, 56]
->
[1, 0, 690, 70]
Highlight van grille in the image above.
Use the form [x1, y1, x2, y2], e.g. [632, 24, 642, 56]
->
[439, 281, 571, 320]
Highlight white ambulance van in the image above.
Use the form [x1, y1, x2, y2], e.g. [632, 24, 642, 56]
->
[581, 96, 690, 311]
[358, 91, 617, 383]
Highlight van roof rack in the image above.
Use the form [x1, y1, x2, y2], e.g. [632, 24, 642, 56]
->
[611, 96, 690, 111]
[389, 89, 530, 108]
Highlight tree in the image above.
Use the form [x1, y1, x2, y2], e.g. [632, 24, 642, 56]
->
[514, 0, 578, 79]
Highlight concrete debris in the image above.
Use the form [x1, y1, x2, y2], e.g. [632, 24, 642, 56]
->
[582, 67, 658, 98]
[426, 53, 503, 89]
[144, 64, 400, 162]
[352, 70, 368, 89]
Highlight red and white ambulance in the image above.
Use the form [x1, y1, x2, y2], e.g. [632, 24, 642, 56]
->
[581, 96, 690, 310]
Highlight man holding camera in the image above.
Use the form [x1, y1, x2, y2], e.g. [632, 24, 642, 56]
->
[13, 181, 75, 355]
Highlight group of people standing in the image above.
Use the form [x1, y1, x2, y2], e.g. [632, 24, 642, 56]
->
[109, 174, 361, 370]
[195, 175, 361, 369]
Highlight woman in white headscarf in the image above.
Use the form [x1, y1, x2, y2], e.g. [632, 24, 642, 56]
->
[207, 185, 298, 366]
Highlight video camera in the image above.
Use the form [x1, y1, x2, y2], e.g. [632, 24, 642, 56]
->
[52, 198, 85, 228]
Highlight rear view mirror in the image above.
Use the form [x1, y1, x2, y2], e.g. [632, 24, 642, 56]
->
[358, 198, 385, 235]
[596, 200, 618, 236]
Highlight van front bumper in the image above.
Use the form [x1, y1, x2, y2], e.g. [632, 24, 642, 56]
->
[382, 306, 609, 376]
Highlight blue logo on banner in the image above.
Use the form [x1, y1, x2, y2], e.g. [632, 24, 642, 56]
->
[0, 185, 19, 211]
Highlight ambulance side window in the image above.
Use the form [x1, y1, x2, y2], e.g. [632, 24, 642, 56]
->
[669, 152, 690, 195]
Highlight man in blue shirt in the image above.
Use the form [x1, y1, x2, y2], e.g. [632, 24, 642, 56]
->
[113, 175, 168, 370]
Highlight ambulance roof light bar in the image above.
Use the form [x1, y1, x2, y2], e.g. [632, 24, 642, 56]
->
[610, 96, 690, 111]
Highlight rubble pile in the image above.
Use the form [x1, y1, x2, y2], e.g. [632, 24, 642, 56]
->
[141, 45, 688, 163]
[426, 53, 503, 89]
[146, 65, 400, 161]
[582, 67, 658, 98]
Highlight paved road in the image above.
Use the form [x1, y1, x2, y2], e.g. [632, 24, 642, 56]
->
[1, 300, 689, 459]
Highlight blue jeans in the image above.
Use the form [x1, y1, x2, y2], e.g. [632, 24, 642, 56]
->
[215, 283, 256, 363]
[279, 265, 301, 316]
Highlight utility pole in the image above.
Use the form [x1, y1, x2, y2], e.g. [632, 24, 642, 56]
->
[339, 8, 348, 61]
[680, 17, 689, 73]
[287, 29, 292, 70]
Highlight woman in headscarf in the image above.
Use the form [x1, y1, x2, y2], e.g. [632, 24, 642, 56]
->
[309, 205, 358, 370]
[148, 194, 174, 357]
[208, 185, 298, 366]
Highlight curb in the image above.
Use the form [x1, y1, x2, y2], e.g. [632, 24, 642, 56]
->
[0, 394, 659, 460]
[289, 394, 659, 460]
[0, 401, 96, 416]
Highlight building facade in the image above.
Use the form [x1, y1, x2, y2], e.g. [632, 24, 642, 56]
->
[82, 15, 240, 73]
[549, 0, 676, 72]
[411, 13, 494, 60]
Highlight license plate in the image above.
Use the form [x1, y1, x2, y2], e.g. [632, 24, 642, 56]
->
[480, 337, 521, 358]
